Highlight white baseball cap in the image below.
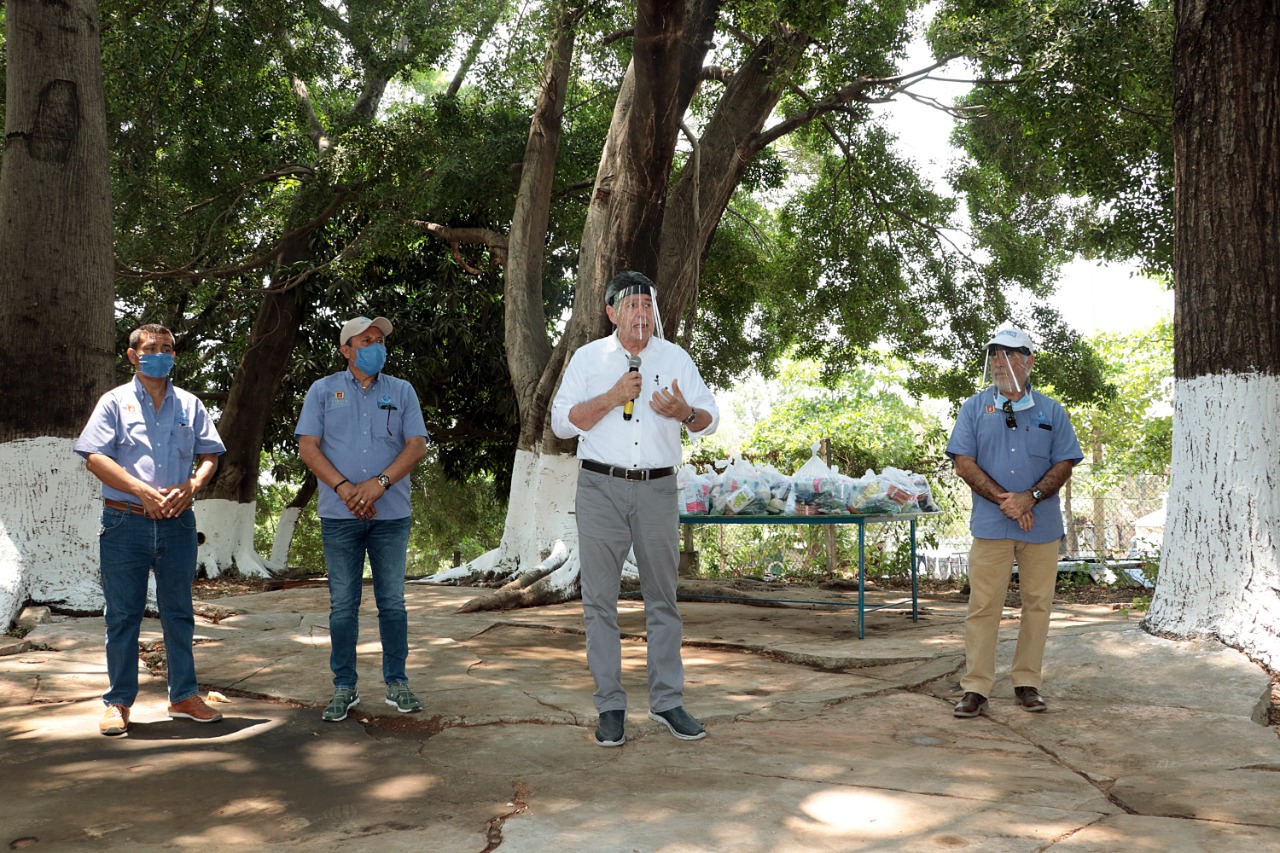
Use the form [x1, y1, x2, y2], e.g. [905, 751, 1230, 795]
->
[338, 316, 393, 346]
[986, 326, 1035, 354]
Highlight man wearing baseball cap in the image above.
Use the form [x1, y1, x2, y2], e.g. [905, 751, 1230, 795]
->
[295, 315, 429, 721]
[945, 326, 1083, 718]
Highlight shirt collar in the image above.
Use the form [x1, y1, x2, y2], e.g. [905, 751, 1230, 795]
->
[131, 374, 173, 403]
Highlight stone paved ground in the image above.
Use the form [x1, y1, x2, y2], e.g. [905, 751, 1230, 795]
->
[2, 585, 1278, 852]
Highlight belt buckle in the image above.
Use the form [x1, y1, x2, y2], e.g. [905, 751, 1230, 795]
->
[625, 468, 644, 481]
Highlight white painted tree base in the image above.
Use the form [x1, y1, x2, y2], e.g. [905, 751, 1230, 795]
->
[196, 499, 276, 577]
[419, 448, 641, 604]
[421, 449, 582, 601]
[0, 437, 104, 624]
[1145, 373, 1280, 670]
[269, 506, 304, 567]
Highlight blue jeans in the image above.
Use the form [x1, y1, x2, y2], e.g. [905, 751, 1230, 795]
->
[321, 516, 412, 689]
[98, 507, 199, 706]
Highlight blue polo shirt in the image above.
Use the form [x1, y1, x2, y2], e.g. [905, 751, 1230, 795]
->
[946, 388, 1083, 543]
[75, 376, 226, 501]
[294, 370, 429, 520]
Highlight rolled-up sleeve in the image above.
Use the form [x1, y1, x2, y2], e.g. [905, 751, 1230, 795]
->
[550, 353, 588, 440]
[679, 354, 719, 439]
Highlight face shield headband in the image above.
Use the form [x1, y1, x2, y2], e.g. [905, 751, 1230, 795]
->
[609, 283, 665, 341]
[983, 346, 1031, 397]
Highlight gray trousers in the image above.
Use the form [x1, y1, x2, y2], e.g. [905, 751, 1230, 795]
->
[575, 469, 684, 714]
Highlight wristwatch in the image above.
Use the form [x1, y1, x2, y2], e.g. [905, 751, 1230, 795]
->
[376, 473, 392, 489]
[682, 407, 698, 425]
[1030, 489, 1044, 503]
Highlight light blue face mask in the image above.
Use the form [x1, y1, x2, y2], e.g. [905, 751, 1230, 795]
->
[354, 342, 387, 375]
[137, 352, 175, 379]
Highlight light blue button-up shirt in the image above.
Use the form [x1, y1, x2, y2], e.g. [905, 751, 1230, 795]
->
[75, 376, 226, 501]
[294, 370, 429, 520]
[946, 387, 1083, 544]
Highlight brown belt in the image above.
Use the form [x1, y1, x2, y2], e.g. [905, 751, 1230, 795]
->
[104, 498, 147, 515]
[580, 460, 676, 481]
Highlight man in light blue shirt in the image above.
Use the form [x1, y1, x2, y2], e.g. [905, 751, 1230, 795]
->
[76, 324, 226, 735]
[296, 315, 429, 721]
[552, 271, 719, 747]
[946, 327, 1083, 718]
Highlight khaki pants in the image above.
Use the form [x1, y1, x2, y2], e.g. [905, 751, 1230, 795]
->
[961, 537, 1061, 697]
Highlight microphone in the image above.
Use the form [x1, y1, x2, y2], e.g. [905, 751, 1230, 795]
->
[622, 354, 641, 421]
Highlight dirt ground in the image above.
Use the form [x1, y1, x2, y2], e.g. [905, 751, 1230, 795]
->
[193, 572, 1151, 610]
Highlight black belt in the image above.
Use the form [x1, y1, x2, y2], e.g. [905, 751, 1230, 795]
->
[580, 460, 676, 481]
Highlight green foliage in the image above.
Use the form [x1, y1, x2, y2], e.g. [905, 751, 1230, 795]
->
[1070, 317, 1174, 484]
[255, 452, 506, 576]
[931, 0, 1173, 277]
[698, 356, 948, 478]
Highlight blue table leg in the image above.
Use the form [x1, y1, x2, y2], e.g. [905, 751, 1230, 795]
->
[857, 518, 866, 638]
[910, 518, 919, 623]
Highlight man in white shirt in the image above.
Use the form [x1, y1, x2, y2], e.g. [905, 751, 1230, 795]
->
[552, 271, 719, 747]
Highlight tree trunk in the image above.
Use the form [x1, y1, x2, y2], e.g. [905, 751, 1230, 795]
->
[197, 282, 305, 577]
[1145, 1, 1280, 669]
[0, 0, 116, 625]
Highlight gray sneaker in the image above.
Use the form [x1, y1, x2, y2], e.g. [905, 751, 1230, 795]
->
[648, 706, 706, 741]
[385, 683, 422, 713]
[322, 687, 360, 722]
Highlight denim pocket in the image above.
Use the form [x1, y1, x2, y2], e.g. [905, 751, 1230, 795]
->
[100, 507, 127, 535]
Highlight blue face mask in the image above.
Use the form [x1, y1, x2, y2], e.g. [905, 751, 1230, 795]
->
[354, 342, 387, 375]
[137, 352, 175, 379]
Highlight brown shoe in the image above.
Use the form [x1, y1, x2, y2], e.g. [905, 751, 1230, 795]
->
[168, 695, 223, 723]
[100, 704, 130, 736]
[953, 692, 988, 718]
[1015, 686, 1047, 712]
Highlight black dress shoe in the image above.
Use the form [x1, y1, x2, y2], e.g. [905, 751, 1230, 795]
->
[953, 692, 988, 718]
[595, 709, 626, 747]
[1014, 686, 1047, 712]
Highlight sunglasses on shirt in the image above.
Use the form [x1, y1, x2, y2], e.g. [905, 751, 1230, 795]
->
[1002, 399, 1018, 430]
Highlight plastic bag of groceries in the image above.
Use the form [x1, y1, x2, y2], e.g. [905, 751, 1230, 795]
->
[880, 467, 927, 510]
[758, 463, 792, 514]
[713, 457, 769, 516]
[791, 445, 845, 515]
[677, 465, 713, 515]
[910, 472, 940, 512]
[844, 470, 901, 515]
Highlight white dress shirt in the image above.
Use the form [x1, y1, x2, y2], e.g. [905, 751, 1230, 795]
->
[551, 332, 718, 469]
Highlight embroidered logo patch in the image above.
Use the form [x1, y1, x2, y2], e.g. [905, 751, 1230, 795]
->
[985, 405, 995, 414]
[334, 391, 345, 400]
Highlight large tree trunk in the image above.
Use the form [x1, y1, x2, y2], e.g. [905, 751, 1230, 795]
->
[0, 0, 116, 625]
[198, 282, 304, 577]
[1144, 1, 1280, 668]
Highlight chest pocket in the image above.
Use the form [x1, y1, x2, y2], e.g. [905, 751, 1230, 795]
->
[1025, 426, 1053, 461]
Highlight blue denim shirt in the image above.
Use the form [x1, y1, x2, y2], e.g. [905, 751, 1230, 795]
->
[946, 387, 1083, 544]
[295, 370, 429, 520]
[75, 376, 225, 501]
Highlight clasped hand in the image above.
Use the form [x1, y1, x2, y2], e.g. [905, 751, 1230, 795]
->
[996, 490, 1036, 532]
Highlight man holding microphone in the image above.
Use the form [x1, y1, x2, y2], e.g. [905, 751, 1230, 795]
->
[552, 271, 719, 747]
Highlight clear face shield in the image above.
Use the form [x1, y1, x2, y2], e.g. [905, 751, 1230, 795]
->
[609, 285, 665, 343]
[983, 346, 1031, 397]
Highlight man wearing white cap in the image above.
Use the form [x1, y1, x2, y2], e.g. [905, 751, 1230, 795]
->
[295, 315, 429, 721]
[945, 326, 1083, 717]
